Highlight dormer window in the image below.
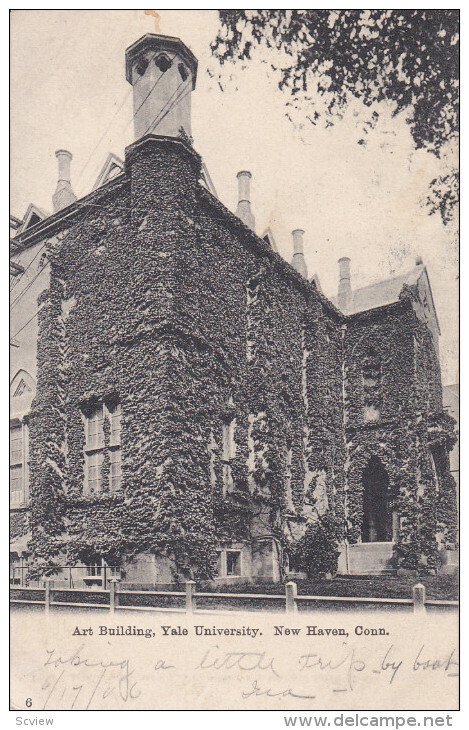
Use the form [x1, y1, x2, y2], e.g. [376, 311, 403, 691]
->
[155, 54, 172, 73]
[178, 63, 188, 81]
[26, 213, 41, 229]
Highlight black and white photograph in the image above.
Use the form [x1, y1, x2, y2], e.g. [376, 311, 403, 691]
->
[9, 7, 460, 717]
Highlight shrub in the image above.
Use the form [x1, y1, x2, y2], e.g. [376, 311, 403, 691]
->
[291, 513, 341, 577]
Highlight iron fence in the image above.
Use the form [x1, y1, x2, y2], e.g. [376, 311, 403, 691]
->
[9, 564, 121, 590]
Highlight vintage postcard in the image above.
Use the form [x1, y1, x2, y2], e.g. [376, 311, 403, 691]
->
[9, 7, 459, 718]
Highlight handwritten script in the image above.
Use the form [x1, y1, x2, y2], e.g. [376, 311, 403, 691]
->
[30, 639, 459, 710]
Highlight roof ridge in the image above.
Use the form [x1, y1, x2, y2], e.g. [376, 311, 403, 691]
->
[352, 266, 418, 294]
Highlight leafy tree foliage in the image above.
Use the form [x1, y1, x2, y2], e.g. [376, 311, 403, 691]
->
[212, 10, 459, 223]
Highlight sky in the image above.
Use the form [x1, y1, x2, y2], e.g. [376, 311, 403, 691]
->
[10, 9, 458, 384]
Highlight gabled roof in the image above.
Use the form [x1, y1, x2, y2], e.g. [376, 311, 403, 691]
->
[10, 214, 21, 226]
[10, 260, 24, 276]
[17, 203, 49, 235]
[199, 162, 218, 198]
[310, 272, 322, 293]
[443, 383, 459, 398]
[332, 262, 439, 330]
[92, 153, 125, 191]
[261, 227, 278, 252]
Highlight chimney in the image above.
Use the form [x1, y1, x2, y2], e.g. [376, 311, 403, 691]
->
[236, 171, 255, 231]
[291, 229, 308, 279]
[338, 257, 352, 312]
[125, 34, 198, 141]
[52, 150, 77, 213]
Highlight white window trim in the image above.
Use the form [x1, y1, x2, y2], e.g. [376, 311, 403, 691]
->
[216, 547, 243, 578]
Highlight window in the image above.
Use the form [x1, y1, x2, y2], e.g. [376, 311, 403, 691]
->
[110, 448, 122, 491]
[246, 274, 261, 362]
[362, 348, 381, 422]
[13, 379, 32, 398]
[109, 402, 121, 446]
[84, 400, 122, 495]
[215, 548, 243, 578]
[109, 402, 121, 491]
[285, 443, 294, 511]
[86, 404, 104, 450]
[86, 451, 103, 495]
[10, 425, 23, 463]
[10, 555, 28, 586]
[11, 370, 35, 400]
[86, 562, 120, 578]
[222, 416, 236, 495]
[84, 559, 121, 587]
[226, 550, 242, 577]
[208, 430, 217, 492]
[10, 423, 28, 505]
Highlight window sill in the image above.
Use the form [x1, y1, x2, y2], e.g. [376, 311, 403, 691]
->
[85, 444, 121, 454]
[10, 501, 30, 510]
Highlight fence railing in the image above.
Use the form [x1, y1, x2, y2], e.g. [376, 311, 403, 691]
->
[10, 579, 457, 615]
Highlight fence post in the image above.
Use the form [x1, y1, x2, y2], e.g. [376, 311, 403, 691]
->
[109, 578, 120, 614]
[413, 583, 426, 614]
[69, 567, 73, 589]
[285, 581, 297, 613]
[44, 578, 53, 615]
[185, 580, 196, 614]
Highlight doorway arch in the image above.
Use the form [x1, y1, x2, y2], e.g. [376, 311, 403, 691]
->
[361, 456, 392, 542]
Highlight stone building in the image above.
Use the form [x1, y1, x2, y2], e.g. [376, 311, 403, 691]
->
[10, 33, 458, 585]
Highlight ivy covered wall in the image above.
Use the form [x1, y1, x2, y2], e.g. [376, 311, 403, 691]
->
[343, 298, 457, 572]
[13, 135, 457, 580]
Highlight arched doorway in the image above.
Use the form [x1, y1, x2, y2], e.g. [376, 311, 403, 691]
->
[361, 457, 392, 542]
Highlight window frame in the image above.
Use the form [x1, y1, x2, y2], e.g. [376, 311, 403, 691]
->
[225, 549, 242, 577]
[362, 347, 382, 423]
[215, 548, 243, 579]
[9, 421, 29, 506]
[285, 441, 294, 512]
[84, 558, 121, 587]
[83, 400, 122, 496]
[221, 416, 236, 495]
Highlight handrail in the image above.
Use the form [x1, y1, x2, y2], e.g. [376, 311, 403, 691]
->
[118, 589, 185, 597]
[296, 595, 413, 604]
[196, 592, 285, 600]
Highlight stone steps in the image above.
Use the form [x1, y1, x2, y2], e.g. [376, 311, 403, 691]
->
[341, 542, 395, 575]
